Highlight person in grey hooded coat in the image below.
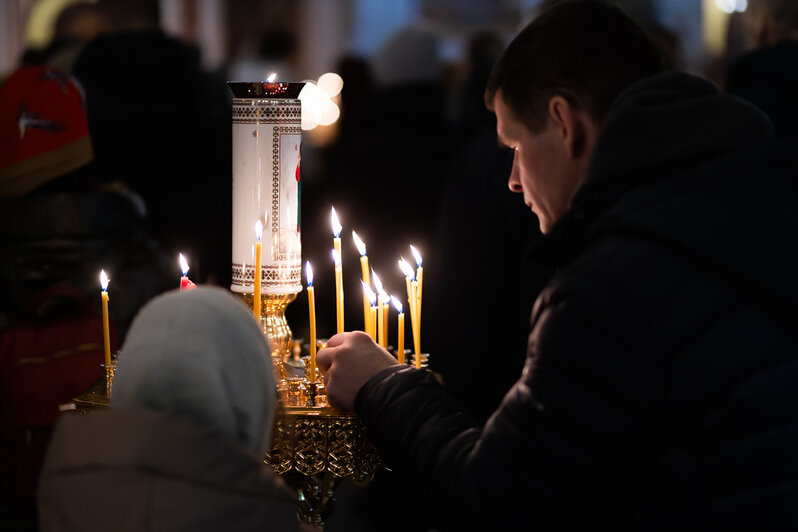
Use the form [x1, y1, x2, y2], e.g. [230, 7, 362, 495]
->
[37, 286, 309, 531]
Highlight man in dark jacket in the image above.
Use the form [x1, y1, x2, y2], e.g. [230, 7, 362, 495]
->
[317, 2, 798, 530]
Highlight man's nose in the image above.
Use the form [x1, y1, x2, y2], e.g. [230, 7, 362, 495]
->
[508, 152, 522, 193]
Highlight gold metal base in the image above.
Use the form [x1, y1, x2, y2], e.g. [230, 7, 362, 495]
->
[236, 291, 297, 380]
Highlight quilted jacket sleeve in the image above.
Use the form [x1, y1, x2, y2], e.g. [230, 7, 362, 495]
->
[355, 265, 666, 531]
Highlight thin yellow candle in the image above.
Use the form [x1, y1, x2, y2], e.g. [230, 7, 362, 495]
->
[352, 230, 371, 332]
[306, 262, 317, 382]
[331, 206, 342, 259]
[362, 282, 378, 341]
[391, 295, 405, 364]
[372, 271, 388, 348]
[99, 270, 111, 369]
[254, 220, 263, 318]
[410, 245, 423, 365]
[332, 248, 344, 333]
[410, 244, 423, 320]
[399, 258, 419, 363]
[411, 280, 421, 367]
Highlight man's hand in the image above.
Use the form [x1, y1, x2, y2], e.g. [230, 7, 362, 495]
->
[316, 331, 400, 412]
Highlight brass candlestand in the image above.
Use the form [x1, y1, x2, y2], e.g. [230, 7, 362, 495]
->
[237, 292, 297, 380]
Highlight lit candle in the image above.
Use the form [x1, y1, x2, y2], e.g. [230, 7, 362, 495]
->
[99, 270, 111, 369]
[410, 245, 423, 366]
[306, 262, 317, 382]
[372, 271, 388, 348]
[254, 220, 263, 318]
[362, 281, 377, 341]
[178, 253, 196, 291]
[410, 244, 423, 319]
[332, 248, 344, 333]
[331, 207, 342, 260]
[399, 257, 421, 367]
[352, 230, 371, 332]
[391, 295, 405, 364]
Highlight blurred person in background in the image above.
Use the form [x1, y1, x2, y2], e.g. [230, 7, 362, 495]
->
[71, 0, 232, 288]
[0, 64, 169, 531]
[38, 287, 310, 532]
[20, 1, 109, 73]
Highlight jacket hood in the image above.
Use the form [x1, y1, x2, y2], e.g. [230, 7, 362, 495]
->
[113, 287, 275, 456]
[577, 72, 774, 207]
[553, 72, 798, 326]
[726, 41, 798, 139]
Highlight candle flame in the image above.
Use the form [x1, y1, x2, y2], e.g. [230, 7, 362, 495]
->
[362, 281, 377, 306]
[267, 72, 277, 83]
[179, 253, 189, 275]
[305, 261, 314, 286]
[398, 258, 415, 280]
[372, 270, 384, 294]
[255, 219, 264, 240]
[391, 295, 403, 313]
[330, 207, 342, 237]
[331, 248, 342, 266]
[352, 230, 367, 256]
[410, 244, 423, 267]
[100, 269, 109, 290]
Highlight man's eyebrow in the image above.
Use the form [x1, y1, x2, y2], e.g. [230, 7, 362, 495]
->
[496, 135, 509, 149]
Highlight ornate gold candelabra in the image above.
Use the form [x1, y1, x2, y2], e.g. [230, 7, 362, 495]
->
[226, 80, 384, 527]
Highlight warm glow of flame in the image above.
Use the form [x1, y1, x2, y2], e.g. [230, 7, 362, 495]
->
[398, 258, 415, 280]
[362, 281, 377, 306]
[391, 295, 403, 313]
[372, 270, 384, 294]
[267, 72, 277, 83]
[331, 248, 342, 266]
[255, 220, 264, 240]
[410, 244, 422, 267]
[330, 207, 342, 237]
[179, 253, 189, 275]
[352, 230, 366, 256]
[100, 269, 109, 290]
[305, 261, 314, 286]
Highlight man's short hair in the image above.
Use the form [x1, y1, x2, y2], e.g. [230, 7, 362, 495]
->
[485, 0, 665, 132]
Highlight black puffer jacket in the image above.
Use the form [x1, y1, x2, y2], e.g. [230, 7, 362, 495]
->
[726, 41, 798, 140]
[355, 73, 798, 531]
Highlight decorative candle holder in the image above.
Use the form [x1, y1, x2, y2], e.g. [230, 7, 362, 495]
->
[411, 353, 430, 369]
[228, 81, 305, 365]
[102, 358, 117, 395]
[267, 406, 382, 527]
[237, 291, 297, 380]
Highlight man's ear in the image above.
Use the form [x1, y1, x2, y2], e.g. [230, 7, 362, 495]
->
[548, 95, 586, 159]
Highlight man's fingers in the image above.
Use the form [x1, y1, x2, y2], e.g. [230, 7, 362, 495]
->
[315, 344, 337, 371]
[325, 332, 346, 348]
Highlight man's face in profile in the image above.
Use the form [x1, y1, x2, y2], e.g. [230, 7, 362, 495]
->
[494, 90, 585, 234]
